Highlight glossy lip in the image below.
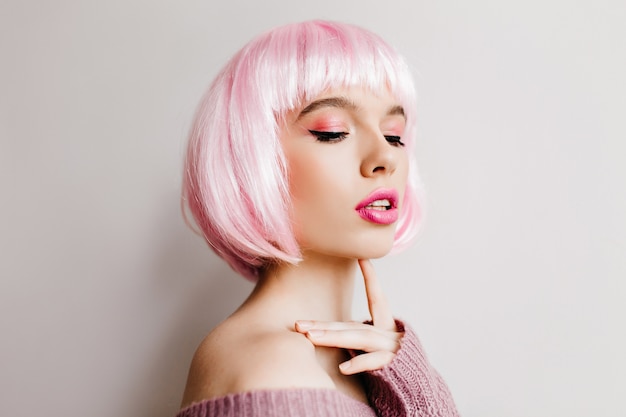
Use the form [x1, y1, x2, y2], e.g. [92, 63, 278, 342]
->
[355, 188, 399, 225]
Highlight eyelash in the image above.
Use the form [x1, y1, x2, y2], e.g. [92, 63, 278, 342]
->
[308, 130, 405, 147]
[308, 130, 348, 142]
[384, 135, 405, 147]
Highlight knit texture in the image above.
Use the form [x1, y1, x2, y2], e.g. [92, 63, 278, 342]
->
[176, 389, 376, 417]
[361, 321, 459, 417]
[176, 320, 459, 417]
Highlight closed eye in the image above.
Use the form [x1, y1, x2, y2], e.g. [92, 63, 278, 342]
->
[309, 130, 349, 143]
[385, 135, 405, 147]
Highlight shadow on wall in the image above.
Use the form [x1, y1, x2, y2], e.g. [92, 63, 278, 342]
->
[124, 197, 254, 417]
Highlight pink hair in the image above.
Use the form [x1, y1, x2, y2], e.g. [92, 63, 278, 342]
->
[182, 20, 422, 281]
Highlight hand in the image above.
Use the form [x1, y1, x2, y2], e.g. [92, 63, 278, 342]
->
[294, 259, 403, 375]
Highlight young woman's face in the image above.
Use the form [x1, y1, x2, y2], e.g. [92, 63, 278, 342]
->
[280, 87, 410, 261]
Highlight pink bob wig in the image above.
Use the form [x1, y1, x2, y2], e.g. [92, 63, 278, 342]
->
[182, 20, 422, 281]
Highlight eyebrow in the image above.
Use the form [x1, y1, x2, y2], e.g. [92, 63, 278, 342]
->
[297, 96, 406, 120]
[388, 105, 405, 118]
[298, 97, 358, 119]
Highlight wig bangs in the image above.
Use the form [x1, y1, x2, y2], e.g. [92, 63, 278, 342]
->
[258, 21, 418, 150]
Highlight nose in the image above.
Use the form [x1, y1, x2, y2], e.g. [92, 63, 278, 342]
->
[360, 130, 398, 177]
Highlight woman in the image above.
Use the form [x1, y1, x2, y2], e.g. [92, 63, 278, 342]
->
[178, 20, 459, 417]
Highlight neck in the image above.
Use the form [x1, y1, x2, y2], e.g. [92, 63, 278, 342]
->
[241, 253, 358, 327]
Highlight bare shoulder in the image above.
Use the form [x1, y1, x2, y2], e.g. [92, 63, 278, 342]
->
[180, 315, 333, 407]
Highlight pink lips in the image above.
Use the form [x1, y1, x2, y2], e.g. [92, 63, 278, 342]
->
[355, 188, 399, 225]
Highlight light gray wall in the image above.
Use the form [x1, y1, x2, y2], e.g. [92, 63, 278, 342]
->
[1, 1, 624, 416]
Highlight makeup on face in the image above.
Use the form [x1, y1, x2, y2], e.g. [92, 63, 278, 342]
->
[297, 96, 407, 147]
[355, 188, 399, 225]
[301, 107, 351, 143]
[279, 87, 410, 260]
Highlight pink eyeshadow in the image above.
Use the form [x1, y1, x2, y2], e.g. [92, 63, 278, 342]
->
[307, 117, 346, 132]
[381, 119, 406, 136]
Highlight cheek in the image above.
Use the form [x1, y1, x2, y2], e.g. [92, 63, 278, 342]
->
[284, 148, 355, 244]
[287, 149, 349, 199]
[395, 154, 411, 206]
[287, 151, 313, 191]
[399, 154, 410, 182]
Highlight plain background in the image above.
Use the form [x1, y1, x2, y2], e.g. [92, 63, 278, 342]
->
[1, 1, 624, 416]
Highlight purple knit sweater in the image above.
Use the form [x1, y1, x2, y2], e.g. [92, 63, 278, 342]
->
[176, 321, 459, 417]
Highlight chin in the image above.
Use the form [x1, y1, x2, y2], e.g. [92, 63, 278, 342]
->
[303, 239, 394, 261]
[342, 236, 396, 260]
[358, 230, 396, 258]
[298, 226, 398, 260]
[357, 245, 394, 260]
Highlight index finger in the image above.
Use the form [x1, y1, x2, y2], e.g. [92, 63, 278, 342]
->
[358, 259, 396, 331]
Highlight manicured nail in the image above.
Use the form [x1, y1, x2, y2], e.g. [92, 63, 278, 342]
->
[307, 329, 324, 338]
[339, 361, 351, 371]
[296, 321, 313, 331]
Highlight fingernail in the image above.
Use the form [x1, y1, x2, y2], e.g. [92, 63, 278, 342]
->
[339, 361, 351, 372]
[296, 321, 313, 331]
[307, 329, 324, 338]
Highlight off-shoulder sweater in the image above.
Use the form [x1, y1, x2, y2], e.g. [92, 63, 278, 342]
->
[176, 321, 459, 417]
